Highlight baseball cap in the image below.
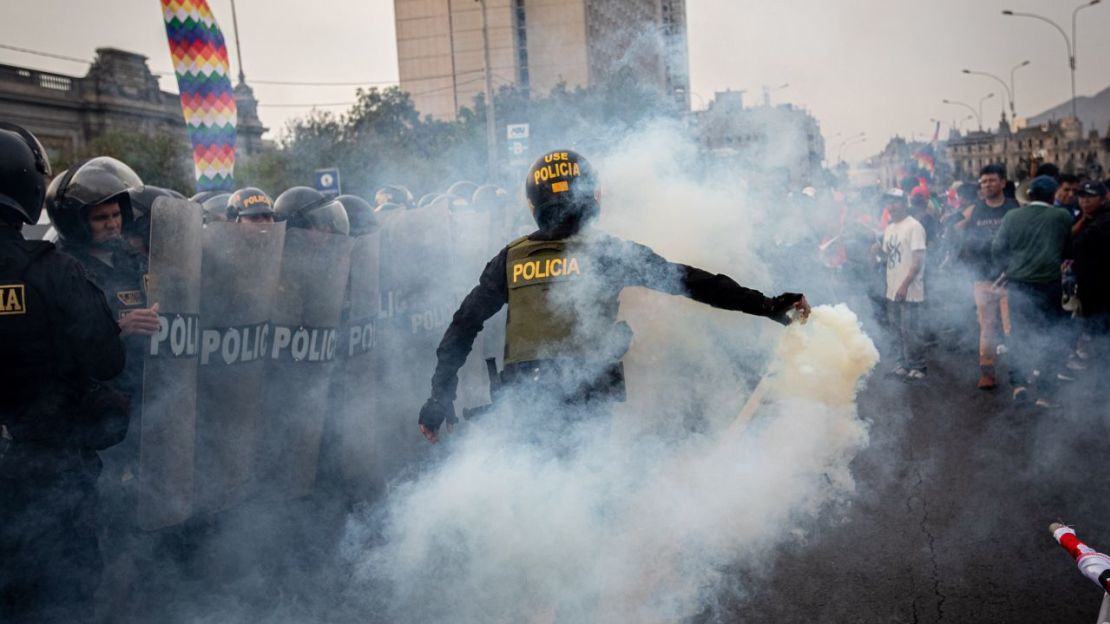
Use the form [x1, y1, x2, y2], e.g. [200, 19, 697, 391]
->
[1078, 181, 1107, 197]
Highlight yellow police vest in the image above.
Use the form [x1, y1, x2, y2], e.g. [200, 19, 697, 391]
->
[504, 236, 619, 365]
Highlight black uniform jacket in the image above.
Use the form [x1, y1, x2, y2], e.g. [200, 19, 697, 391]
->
[429, 229, 782, 403]
[1, 226, 125, 447]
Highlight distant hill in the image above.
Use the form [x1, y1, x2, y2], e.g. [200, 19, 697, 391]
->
[1027, 85, 1110, 133]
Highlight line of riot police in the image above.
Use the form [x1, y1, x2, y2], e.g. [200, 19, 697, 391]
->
[2, 119, 517, 623]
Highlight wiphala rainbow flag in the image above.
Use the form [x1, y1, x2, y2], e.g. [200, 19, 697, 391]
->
[162, 0, 237, 191]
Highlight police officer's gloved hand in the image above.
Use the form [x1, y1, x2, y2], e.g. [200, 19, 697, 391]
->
[418, 397, 456, 442]
[767, 292, 809, 325]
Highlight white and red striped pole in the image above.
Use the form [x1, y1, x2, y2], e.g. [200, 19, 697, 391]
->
[1050, 522, 1110, 624]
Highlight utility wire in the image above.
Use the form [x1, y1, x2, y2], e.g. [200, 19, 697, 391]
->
[250, 78, 397, 86]
[4, 42, 516, 107]
[0, 43, 90, 64]
[0, 43, 403, 88]
[258, 101, 355, 108]
[255, 74, 512, 110]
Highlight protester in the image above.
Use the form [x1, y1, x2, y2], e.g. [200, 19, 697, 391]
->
[1073, 181, 1110, 351]
[956, 164, 1019, 390]
[877, 188, 927, 379]
[1056, 173, 1080, 220]
[991, 175, 1073, 407]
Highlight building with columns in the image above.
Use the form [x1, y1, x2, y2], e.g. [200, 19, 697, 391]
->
[947, 115, 1108, 182]
[0, 47, 266, 169]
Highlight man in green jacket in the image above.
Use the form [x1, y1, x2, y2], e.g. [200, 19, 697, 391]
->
[991, 175, 1072, 406]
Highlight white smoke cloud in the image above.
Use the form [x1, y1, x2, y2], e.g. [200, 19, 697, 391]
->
[340, 122, 879, 623]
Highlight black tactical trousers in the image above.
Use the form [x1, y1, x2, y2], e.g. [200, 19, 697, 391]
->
[0, 457, 102, 624]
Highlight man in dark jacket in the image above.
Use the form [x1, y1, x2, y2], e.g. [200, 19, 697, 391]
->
[992, 175, 1073, 407]
[1073, 181, 1110, 353]
[0, 123, 127, 623]
[418, 150, 810, 442]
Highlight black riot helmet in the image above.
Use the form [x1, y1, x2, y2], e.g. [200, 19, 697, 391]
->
[191, 190, 220, 204]
[416, 192, 440, 210]
[446, 180, 479, 202]
[524, 149, 599, 231]
[274, 186, 350, 236]
[374, 185, 414, 210]
[374, 202, 402, 215]
[200, 192, 231, 223]
[335, 194, 378, 236]
[45, 156, 143, 243]
[0, 122, 52, 225]
[227, 187, 275, 220]
[126, 185, 179, 240]
[471, 184, 507, 210]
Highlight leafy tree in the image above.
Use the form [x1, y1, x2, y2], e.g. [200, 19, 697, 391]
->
[70, 130, 194, 193]
[254, 79, 681, 201]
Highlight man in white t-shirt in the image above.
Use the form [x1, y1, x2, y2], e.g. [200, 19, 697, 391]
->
[879, 188, 927, 378]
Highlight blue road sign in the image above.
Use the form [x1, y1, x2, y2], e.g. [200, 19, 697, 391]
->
[314, 168, 341, 196]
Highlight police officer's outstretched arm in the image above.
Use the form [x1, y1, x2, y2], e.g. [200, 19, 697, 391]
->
[420, 249, 510, 443]
[615, 239, 810, 324]
[680, 264, 810, 324]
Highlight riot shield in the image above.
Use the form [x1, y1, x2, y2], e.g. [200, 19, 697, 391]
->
[448, 203, 494, 284]
[375, 201, 457, 478]
[447, 203, 502, 414]
[138, 197, 202, 530]
[194, 221, 286, 513]
[258, 228, 353, 500]
[326, 230, 382, 492]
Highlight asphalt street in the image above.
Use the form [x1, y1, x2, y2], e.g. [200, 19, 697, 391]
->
[133, 311, 1110, 624]
[722, 331, 1110, 623]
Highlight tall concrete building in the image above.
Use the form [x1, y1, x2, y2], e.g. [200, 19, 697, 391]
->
[394, 0, 690, 120]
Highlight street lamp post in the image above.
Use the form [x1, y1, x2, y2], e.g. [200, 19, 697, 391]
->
[962, 69, 1012, 119]
[837, 132, 866, 163]
[943, 98, 982, 130]
[1010, 60, 1031, 117]
[477, 0, 497, 182]
[978, 92, 996, 128]
[931, 115, 975, 133]
[761, 83, 789, 107]
[230, 0, 246, 85]
[1002, 1, 1102, 122]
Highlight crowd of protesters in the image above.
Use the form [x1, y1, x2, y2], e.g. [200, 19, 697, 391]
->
[806, 162, 1110, 409]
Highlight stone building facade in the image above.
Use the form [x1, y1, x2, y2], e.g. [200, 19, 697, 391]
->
[694, 90, 826, 186]
[947, 116, 1109, 182]
[0, 47, 266, 168]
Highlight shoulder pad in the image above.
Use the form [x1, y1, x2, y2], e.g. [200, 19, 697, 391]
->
[12, 239, 55, 264]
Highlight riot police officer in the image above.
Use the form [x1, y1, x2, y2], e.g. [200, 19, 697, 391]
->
[45, 157, 160, 374]
[227, 186, 276, 224]
[418, 150, 810, 443]
[44, 157, 160, 616]
[0, 123, 126, 623]
[336, 194, 379, 236]
[125, 185, 184, 257]
[200, 191, 232, 224]
[374, 185, 414, 211]
[274, 186, 351, 235]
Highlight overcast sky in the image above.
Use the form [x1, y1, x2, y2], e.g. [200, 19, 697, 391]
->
[2, 0, 1108, 162]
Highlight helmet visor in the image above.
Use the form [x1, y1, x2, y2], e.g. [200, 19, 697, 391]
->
[65, 157, 143, 208]
[305, 200, 350, 236]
